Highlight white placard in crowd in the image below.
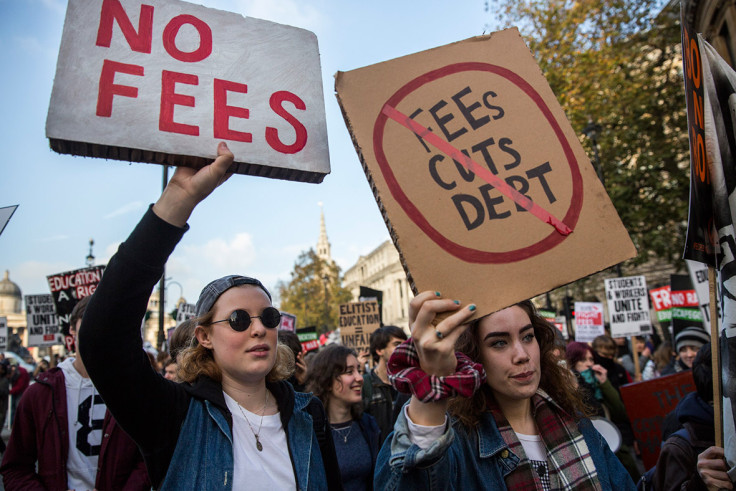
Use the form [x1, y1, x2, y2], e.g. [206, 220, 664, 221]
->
[0, 317, 7, 351]
[176, 303, 196, 324]
[574, 301, 605, 342]
[686, 259, 713, 331]
[604, 276, 653, 338]
[25, 294, 63, 347]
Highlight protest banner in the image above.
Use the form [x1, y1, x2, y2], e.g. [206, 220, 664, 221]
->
[670, 274, 703, 341]
[296, 326, 319, 352]
[649, 285, 672, 326]
[335, 28, 636, 320]
[279, 312, 297, 332]
[339, 301, 380, 351]
[573, 302, 604, 343]
[0, 317, 7, 351]
[604, 276, 652, 338]
[46, 0, 329, 184]
[47, 265, 106, 339]
[0, 205, 18, 237]
[620, 370, 695, 470]
[25, 294, 63, 348]
[175, 302, 196, 324]
[680, 7, 736, 468]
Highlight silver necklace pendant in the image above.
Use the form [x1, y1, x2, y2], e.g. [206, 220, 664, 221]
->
[255, 435, 263, 451]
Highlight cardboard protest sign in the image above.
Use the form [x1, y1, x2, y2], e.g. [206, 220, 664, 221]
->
[279, 312, 296, 332]
[335, 28, 636, 319]
[175, 302, 196, 324]
[25, 294, 63, 347]
[339, 301, 380, 351]
[573, 302, 604, 342]
[0, 205, 18, 237]
[47, 265, 106, 336]
[46, 0, 329, 184]
[620, 371, 695, 469]
[0, 317, 7, 351]
[604, 276, 652, 338]
[649, 285, 672, 325]
[680, 10, 736, 469]
[296, 326, 319, 352]
[670, 274, 703, 340]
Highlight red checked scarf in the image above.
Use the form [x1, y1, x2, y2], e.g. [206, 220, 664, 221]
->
[485, 389, 603, 491]
[387, 338, 486, 402]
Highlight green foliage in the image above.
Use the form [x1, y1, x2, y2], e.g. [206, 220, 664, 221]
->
[276, 249, 353, 334]
[489, 0, 689, 267]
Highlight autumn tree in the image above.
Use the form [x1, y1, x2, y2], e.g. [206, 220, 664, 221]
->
[276, 249, 353, 334]
[489, 0, 689, 267]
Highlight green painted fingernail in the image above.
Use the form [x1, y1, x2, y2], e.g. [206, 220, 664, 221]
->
[469, 304, 476, 311]
[435, 291, 441, 297]
[453, 300, 460, 305]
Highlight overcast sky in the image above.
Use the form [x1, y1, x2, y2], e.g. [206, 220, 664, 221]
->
[0, 0, 494, 310]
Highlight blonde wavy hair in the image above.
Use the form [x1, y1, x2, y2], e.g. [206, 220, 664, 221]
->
[177, 309, 295, 384]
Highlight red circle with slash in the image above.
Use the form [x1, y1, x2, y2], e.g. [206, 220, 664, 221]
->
[373, 62, 583, 263]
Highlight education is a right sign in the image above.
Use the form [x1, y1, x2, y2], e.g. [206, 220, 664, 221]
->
[335, 29, 635, 318]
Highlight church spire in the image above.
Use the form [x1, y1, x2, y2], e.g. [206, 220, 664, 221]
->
[317, 202, 332, 263]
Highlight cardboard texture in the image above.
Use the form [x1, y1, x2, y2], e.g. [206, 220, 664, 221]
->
[339, 301, 380, 351]
[335, 28, 636, 318]
[47, 0, 329, 183]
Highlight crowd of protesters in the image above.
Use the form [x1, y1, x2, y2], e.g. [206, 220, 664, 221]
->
[0, 144, 731, 490]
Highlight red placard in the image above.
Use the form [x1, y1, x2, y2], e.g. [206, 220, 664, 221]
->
[619, 371, 695, 469]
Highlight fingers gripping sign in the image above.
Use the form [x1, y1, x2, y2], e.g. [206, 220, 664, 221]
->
[409, 291, 477, 377]
[153, 142, 235, 227]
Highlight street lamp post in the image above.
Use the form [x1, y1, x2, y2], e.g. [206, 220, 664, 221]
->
[322, 274, 329, 333]
[582, 119, 623, 277]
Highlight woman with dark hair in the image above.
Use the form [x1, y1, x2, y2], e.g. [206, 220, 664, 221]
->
[375, 294, 635, 490]
[78, 143, 341, 490]
[306, 345, 379, 491]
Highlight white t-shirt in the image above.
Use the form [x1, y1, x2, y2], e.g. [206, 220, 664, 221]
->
[59, 358, 106, 491]
[223, 392, 295, 490]
[516, 432, 546, 461]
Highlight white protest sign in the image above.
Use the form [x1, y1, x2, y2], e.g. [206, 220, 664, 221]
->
[0, 205, 18, 237]
[574, 302, 604, 343]
[47, 0, 329, 183]
[176, 303, 196, 324]
[686, 259, 713, 331]
[604, 276, 653, 338]
[279, 312, 297, 332]
[0, 317, 7, 351]
[25, 294, 63, 347]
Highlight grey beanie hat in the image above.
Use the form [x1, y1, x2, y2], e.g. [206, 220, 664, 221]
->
[675, 326, 710, 353]
[195, 275, 272, 317]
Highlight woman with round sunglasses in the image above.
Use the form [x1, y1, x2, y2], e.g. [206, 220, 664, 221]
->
[306, 345, 380, 491]
[78, 143, 341, 490]
[374, 293, 636, 490]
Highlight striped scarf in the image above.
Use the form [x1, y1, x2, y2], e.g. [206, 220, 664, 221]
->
[485, 389, 602, 491]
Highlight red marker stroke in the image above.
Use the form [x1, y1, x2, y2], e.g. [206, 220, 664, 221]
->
[381, 104, 573, 236]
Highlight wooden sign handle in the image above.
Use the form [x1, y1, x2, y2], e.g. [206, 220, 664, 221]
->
[709, 267, 723, 447]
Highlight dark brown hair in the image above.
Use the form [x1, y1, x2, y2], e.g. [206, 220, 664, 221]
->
[305, 345, 363, 422]
[449, 300, 590, 427]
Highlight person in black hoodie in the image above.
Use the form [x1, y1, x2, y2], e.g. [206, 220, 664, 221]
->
[652, 343, 715, 490]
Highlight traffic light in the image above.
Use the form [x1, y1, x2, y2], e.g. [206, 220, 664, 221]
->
[562, 296, 575, 318]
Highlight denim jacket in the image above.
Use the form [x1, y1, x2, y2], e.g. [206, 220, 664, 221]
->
[375, 408, 636, 490]
[160, 391, 330, 490]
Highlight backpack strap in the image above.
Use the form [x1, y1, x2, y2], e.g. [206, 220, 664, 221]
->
[306, 397, 343, 491]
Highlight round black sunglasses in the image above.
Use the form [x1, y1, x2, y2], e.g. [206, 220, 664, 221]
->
[209, 307, 281, 331]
